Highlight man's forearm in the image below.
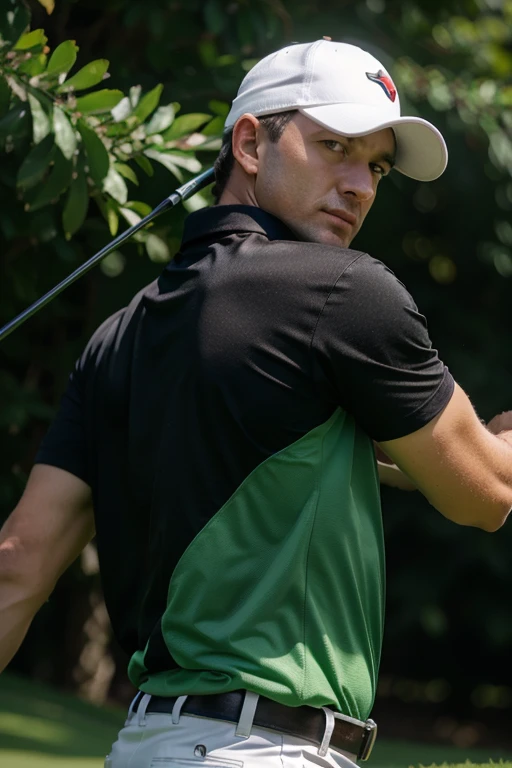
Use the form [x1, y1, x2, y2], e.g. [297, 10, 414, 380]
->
[377, 460, 417, 491]
[0, 546, 50, 674]
[0, 584, 43, 673]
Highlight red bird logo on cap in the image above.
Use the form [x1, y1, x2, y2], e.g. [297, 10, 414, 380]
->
[366, 70, 397, 102]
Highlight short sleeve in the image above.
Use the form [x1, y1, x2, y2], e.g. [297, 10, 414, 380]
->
[34, 359, 90, 484]
[34, 308, 126, 484]
[311, 253, 454, 441]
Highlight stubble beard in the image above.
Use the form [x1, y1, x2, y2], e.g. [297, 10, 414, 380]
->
[286, 217, 354, 249]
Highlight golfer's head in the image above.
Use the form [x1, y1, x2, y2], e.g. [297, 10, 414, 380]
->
[216, 40, 448, 248]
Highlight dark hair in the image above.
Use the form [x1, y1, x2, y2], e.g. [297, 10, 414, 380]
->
[212, 111, 297, 203]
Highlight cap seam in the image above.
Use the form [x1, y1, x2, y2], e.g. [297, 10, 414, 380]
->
[302, 40, 322, 103]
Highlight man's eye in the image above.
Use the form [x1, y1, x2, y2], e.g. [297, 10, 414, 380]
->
[323, 140, 345, 153]
[371, 164, 386, 177]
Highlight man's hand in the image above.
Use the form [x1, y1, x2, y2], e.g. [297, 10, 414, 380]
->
[0, 464, 94, 673]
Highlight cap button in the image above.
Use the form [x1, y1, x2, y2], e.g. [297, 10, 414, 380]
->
[322, 36, 332, 41]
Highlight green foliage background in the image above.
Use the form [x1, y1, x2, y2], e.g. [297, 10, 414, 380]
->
[1, 0, 512, 735]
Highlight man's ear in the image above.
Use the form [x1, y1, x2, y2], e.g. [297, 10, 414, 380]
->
[231, 114, 261, 177]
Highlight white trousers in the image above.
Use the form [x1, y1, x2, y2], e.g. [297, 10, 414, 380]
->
[105, 692, 358, 768]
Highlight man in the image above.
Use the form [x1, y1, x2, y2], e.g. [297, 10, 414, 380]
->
[0, 39, 511, 768]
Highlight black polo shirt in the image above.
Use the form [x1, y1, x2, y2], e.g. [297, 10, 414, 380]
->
[35, 204, 453, 717]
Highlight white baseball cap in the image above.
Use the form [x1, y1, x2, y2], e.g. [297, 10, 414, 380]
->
[225, 40, 448, 182]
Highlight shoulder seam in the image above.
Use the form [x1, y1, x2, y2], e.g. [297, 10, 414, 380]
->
[308, 251, 368, 392]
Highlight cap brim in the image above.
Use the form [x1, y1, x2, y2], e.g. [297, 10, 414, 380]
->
[300, 104, 448, 182]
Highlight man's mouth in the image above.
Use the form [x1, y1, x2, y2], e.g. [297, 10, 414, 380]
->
[322, 208, 357, 231]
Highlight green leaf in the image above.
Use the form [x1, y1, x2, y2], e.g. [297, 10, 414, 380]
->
[118, 206, 142, 227]
[183, 191, 209, 213]
[146, 104, 176, 135]
[4, 75, 27, 102]
[146, 233, 170, 263]
[53, 106, 77, 160]
[46, 40, 79, 77]
[163, 152, 202, 173]
[28, 93, 51, 144]
[103, 167, 128, 204]
[193, 136, 222, 152]
[0, 77, 10, 118]
[62, 169, 89, 237]
[105, 122, 132, 138]
[133, 84, 163, 123]
[57, 59, 109, 93]
[129, 85, 142, 108]
[14, 29, 47, 51]
[208, 100, 229, 119]
[27, 148, 73, 211]
[143, 149, 183, 181]
[76, 89, 123, 115]
[95, 195, 119, 236]
[106, 200, 119, 236]
[201, 115, 224, 136]
[498, 87, 512, 107]
[17, 133, 55, 189]
[123, 200, 152, 217]
[111, 96, 132, 122]
[134, 155, 153, 176]
[162, 113, 211, 141]
[113, 162, 138, 185]
[101, 250, 125, 277]
[77, 120, 110, 185]
[18, 52, 48, 76]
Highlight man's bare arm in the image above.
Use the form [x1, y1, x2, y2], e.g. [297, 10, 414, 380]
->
[0, 464, 95, 673]
[375, 443, 417, 491]
[377, 460, 417, 491]
[378, 383, 512, 532]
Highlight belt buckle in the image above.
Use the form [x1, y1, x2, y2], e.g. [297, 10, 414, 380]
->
[358, 718, 378, 761]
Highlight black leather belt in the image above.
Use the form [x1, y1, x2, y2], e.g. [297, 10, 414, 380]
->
[133, 690, 378, 761]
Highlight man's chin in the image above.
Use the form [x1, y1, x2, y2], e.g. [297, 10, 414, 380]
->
[289, 222, 352, 248]
[307, 229, 352, 248]
[322, 230, 352, 248]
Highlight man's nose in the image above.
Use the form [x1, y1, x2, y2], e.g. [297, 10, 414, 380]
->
[337, 163, 375, 202]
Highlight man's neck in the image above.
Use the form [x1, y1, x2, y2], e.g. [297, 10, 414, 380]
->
[217, 185, 259, 207]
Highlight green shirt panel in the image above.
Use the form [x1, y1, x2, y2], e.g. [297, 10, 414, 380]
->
[129, 408, 385, 720]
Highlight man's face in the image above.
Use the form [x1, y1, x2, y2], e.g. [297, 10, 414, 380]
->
[253, 113, 396, 248]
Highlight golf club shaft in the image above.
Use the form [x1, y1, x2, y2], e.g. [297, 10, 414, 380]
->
[0, 167, 216, 343]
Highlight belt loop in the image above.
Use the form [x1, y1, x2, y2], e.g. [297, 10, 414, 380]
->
[318, 707, 335, 757]
[137, 693, 152, 727]
[125, 692, 141, 725]
[172, 695, 189, 724]
[235, 691, 259, 738]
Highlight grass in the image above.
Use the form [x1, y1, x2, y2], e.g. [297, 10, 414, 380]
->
[0, 673, 511, 768]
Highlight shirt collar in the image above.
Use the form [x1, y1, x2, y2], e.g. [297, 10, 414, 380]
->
[180, 205, 298, 248]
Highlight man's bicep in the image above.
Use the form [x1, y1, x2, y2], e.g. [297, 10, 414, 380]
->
[1, 464, 95, 594]
[378, 383, 512, 531]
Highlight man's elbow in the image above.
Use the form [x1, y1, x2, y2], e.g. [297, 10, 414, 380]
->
[423, 480, 512, 533]
[436, 498, 511, 533]
[476, 507, 510, 533]
[474, 485, 512, 532]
